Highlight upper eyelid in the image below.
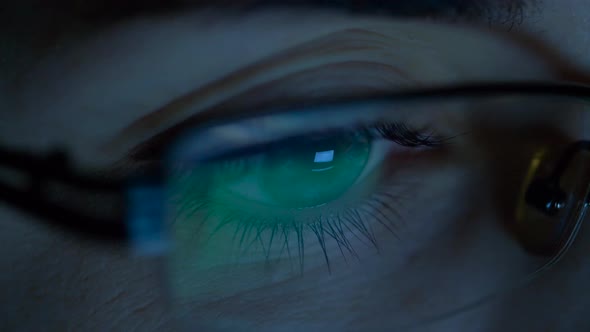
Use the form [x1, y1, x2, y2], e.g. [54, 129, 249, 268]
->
[101, 27, 423, 152]
[133, 99, 392, 164]
[119, 60, 417, 162]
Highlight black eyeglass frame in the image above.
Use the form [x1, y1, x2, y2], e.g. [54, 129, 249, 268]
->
[1, 81, 590, 252]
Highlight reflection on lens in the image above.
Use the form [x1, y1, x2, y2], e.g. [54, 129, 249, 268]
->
[163, 93, 588, 331]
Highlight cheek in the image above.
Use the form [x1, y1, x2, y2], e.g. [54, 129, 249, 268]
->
[168, 168, 516, 332]
[488, 220, 590, 331]
[0, 208, 170, 331]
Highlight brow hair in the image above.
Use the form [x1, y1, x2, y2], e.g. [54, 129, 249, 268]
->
[40, 0, 534, 27]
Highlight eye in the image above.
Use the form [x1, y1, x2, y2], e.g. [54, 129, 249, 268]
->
[164, 119, 449, 268]
[216, 130, 371, 209]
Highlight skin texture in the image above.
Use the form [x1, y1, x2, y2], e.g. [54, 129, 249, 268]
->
[2, 1, 590, 331]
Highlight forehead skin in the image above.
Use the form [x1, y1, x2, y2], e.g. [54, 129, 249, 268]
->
[1, 2, 590, 332]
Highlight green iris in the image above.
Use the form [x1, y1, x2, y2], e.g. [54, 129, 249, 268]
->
[224, 133, 371, 209]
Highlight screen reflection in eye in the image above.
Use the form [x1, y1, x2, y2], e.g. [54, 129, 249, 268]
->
[165, 120, 454, 272]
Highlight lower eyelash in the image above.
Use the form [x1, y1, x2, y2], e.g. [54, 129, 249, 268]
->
[170, 182, 415, 274]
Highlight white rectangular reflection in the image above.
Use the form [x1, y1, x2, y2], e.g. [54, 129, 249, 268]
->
[314, 150, 334, 163]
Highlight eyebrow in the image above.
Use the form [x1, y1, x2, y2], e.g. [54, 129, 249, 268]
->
[71, 0, 534, 27]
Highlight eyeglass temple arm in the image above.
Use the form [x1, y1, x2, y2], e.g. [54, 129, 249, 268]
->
[0, 145, 129, 243]
[525, 140, 590, 216]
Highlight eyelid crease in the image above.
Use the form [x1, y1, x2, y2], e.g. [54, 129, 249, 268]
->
[124, 59, 423, 162]
[102, 27, 421, 153]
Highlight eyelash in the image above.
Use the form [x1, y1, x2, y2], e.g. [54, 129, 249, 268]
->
[370, 122, 447, 147]
[209, 121, 448, 167]
[184, 189, 414, 274]
[170, 121, 449, 273]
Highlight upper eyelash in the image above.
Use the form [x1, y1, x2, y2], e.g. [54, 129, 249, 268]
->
[214, 121, 447, 162]
[370, 122, 449, 147]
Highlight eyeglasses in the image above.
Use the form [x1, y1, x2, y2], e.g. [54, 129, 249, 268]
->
[2, 81, 590, 330]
